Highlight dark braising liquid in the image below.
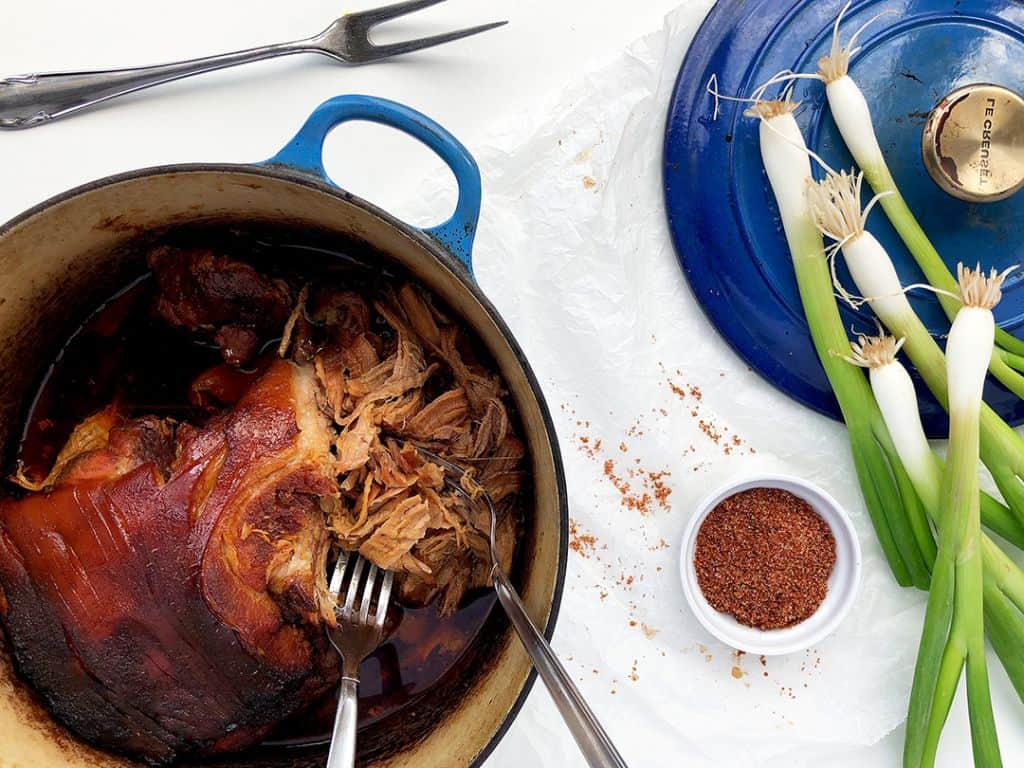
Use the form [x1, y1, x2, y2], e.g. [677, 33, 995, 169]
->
[10, 233, 502, 747]
[15, 276, 221, 485]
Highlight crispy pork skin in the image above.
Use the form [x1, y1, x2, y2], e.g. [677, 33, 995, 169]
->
[0, 361, 338, 765]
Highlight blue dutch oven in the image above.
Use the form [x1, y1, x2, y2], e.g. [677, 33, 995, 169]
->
[0, 95, 568, 768]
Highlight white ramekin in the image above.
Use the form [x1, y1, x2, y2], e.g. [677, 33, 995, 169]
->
[679, 474, 862, 656]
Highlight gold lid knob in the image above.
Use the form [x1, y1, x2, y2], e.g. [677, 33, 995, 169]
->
[922, 83, 1024, 204]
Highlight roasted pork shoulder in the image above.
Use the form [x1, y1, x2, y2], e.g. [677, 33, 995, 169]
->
[0, 361, 338, 764]
[0, 248, 526, 764]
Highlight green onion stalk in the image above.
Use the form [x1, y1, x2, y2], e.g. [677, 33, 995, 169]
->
[752, 98, 932, 588]
[902, 266, 1010, 767]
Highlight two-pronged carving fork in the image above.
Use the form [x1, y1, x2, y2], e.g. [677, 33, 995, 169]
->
[0, 0, 507, 129]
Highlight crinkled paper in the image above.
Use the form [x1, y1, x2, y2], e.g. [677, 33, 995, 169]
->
[400, 4, 1024, 765]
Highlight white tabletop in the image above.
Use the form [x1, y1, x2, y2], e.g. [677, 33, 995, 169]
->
[0, 2, 1011, 767]
[0, 0, 681, 224]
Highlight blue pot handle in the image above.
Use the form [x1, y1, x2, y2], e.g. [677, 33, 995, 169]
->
[263, 94, 481, 275]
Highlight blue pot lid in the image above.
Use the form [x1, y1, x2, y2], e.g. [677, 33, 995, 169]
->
[664, 0, 1024, 437]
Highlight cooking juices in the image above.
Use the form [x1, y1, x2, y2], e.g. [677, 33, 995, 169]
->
[693, 487, 836, 630]
[7, 232, 518, 752]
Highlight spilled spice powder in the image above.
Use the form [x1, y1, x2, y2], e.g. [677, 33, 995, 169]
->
[569, 518, 599, 558]
[577, 435, 602, 459]
[694, 488, 836, 630]
[650, 471, 671, 511]
[698, 419, 722, 444]
[602, 459, 672, 515]
[603, 459, 649, 513]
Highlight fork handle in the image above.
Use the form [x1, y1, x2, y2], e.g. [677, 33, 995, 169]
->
[0, 41, 311, 129]
[325, 677, 359, 768]
[493, 569, 629, 768]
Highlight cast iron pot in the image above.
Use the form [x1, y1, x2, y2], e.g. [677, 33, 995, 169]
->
[0, 94, 568, 768]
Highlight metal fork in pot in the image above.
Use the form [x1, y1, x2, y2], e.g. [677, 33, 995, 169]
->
[324, 551, 394, 768]
[417, 448, 629, 768]
[0, 0, 507, 129]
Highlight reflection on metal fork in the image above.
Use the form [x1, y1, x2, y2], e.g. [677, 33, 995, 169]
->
[416, 447, 629, 768]
[0, 0, 508, 129]
[324, 551, 394, 768]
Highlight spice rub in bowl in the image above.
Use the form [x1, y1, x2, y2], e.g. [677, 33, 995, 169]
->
[679, 476, 861, 656]
[693, 487, 835, 630]
[0, 230, 526, 765]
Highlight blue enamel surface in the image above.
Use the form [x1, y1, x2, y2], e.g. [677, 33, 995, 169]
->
[664, 0, 1024, 436]
[264, 95, 482, 275]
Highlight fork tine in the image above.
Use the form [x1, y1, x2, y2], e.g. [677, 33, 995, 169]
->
[359, 565, 379, 623]
[329, 550, 349, 594]
[375, 571, 394, 631]
[348, 0, 447, 26]
[416, 447, 460, 475]
[367, 22, 508, 59]
[343, 556, 365, 619]
[415, 446, 501, 562]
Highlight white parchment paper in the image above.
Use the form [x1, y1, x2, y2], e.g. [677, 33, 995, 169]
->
[401, 4, 1024, 766]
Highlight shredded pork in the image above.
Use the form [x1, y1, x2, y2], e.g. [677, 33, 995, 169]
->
[286, 282, 524, 614]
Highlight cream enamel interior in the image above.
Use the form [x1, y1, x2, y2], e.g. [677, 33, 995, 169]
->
[0, 168, 565, 768]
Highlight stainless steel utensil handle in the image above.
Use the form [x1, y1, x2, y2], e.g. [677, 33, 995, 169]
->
[326, 677, 358, 768]
[493, 569, 628, 768]
[0, 42, 308, 128]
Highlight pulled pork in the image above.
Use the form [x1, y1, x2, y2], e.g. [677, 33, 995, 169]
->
[148, 247, 524, 614]
[285, 282, 524, 615]
[148, 247, 526, 615]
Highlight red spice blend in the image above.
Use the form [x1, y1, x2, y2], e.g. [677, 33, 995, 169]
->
[694, 487, 836, 630]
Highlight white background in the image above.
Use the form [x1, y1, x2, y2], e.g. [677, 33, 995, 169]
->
[0, 1, 1014, 766]
[0, 0, 684, 226]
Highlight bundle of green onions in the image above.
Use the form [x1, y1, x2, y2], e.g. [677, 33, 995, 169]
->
[805, 168, 1024, 544]
[815, 7, 1024, 395]
[729, 5, 1024, 765]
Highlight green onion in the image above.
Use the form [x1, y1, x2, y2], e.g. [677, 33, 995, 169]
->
[807, 170, 1024, 534]
[906, 265, 1007, 768]
[754, 99, 931, 588]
